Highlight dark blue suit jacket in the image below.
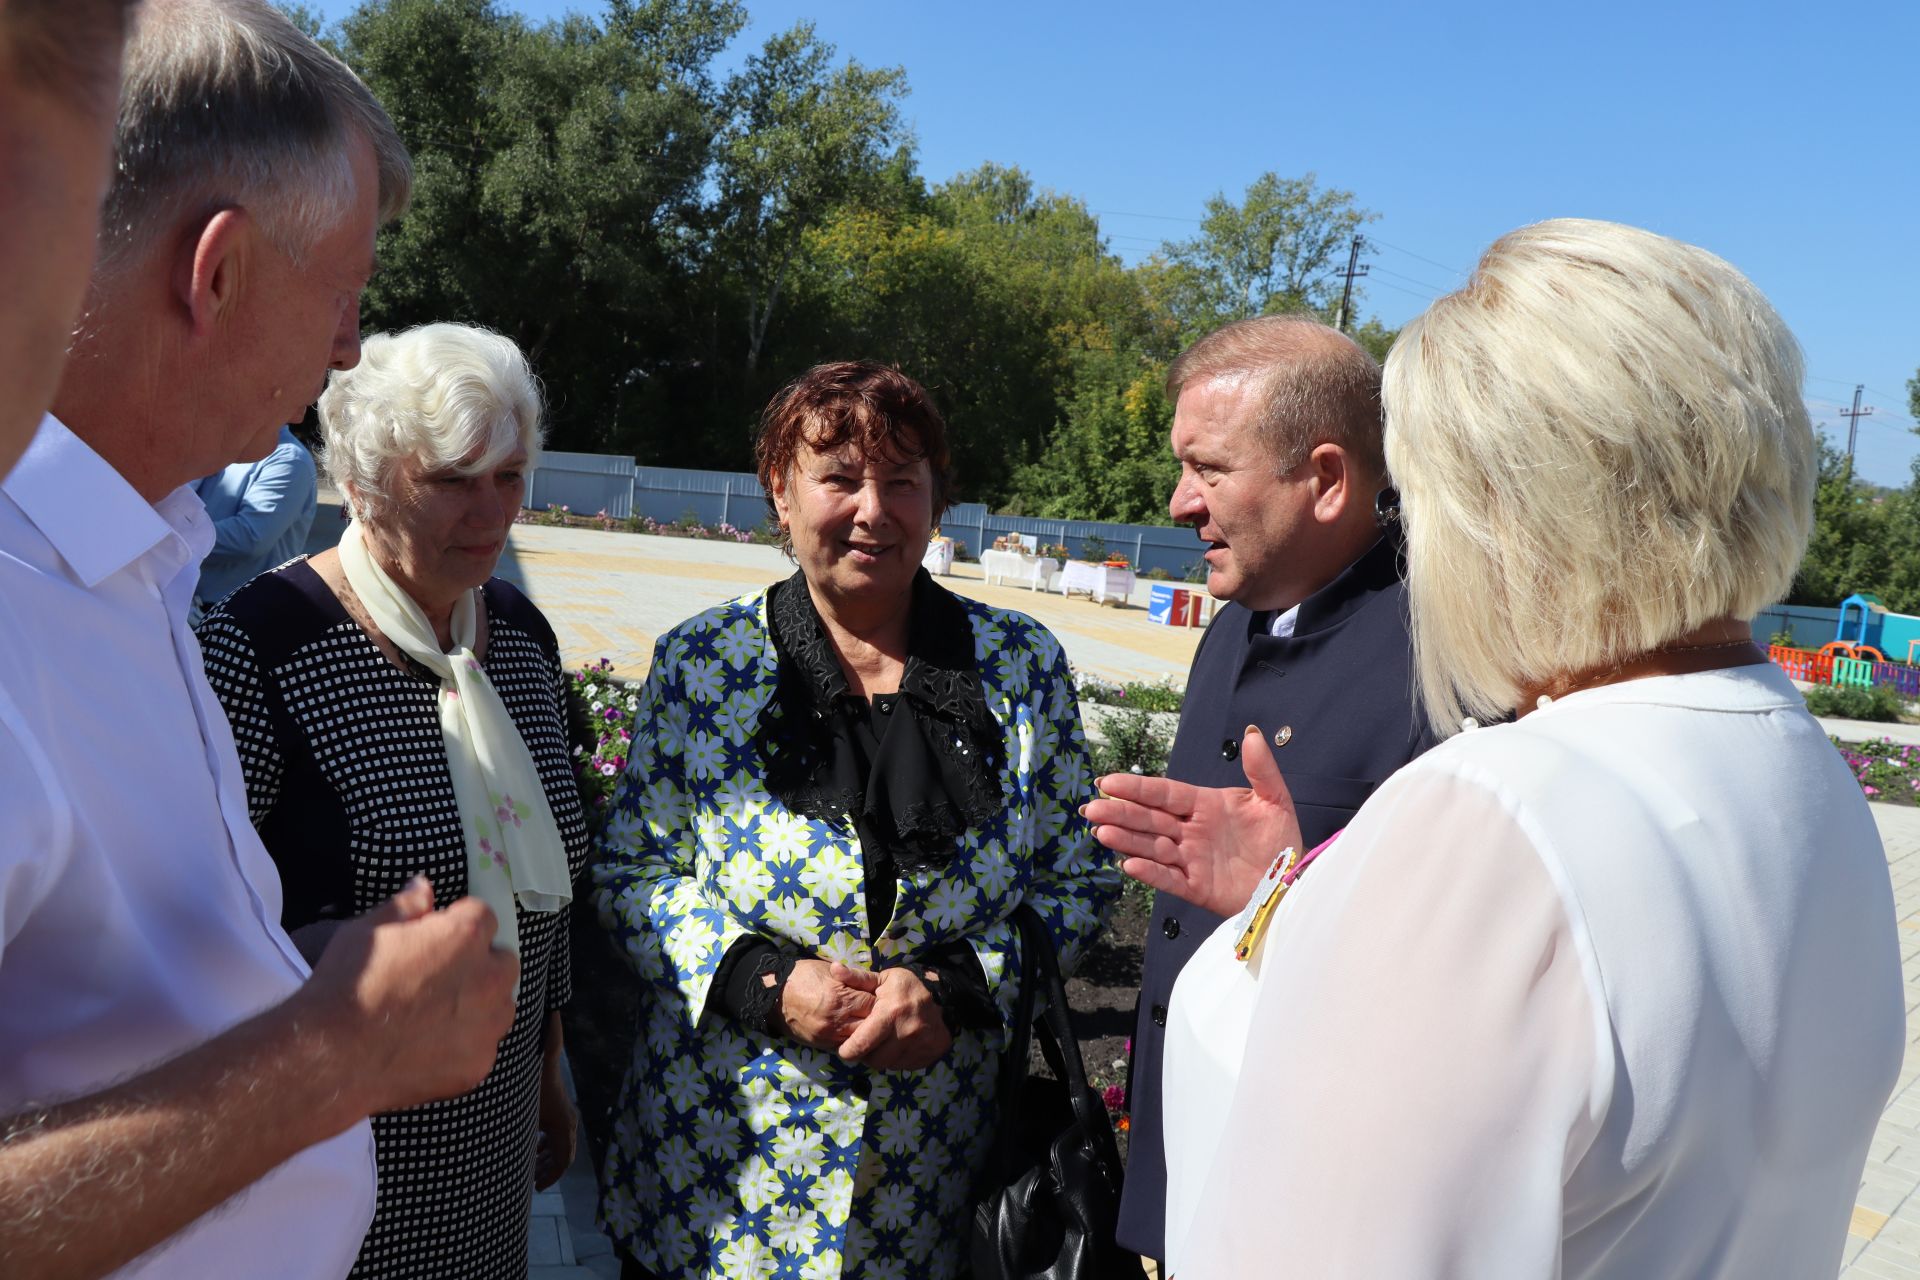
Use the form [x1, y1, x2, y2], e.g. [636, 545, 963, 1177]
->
[1115, 535, 1436, 1259]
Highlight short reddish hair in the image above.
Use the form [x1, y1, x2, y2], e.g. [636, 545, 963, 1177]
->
[754, 361, 953, 523]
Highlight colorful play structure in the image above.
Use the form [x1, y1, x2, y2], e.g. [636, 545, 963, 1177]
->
[1768, 593, 1920, 697]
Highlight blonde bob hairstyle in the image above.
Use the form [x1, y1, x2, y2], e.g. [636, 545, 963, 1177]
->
[1383, 218, 1814, 735]
[318, 323, 544, 518]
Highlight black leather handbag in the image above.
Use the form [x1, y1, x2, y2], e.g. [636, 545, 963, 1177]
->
[971, 905, 1146, 1280]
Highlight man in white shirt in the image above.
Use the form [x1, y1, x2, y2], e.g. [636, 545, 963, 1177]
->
[0, 4, 521, 1278]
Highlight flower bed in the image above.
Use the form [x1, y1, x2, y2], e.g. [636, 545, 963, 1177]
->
[516, 504, 783, 546]
[568, 658, 641, 830]
[1073, 669, 1185, 714]
[1835, 737, 1920, 806]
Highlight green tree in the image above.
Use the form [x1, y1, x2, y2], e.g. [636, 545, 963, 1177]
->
[790, 164, 1149, 503]
[334, 0, 743, 456]
[1158, 171, 1376, 343]
[1792, 440, 1892, 607]
[711, 22, 906, 373]
[1004, 347, 1178, 524]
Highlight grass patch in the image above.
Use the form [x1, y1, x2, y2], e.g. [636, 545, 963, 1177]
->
[1804, 682, 1909, 722]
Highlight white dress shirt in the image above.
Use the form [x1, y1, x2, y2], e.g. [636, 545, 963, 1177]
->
[0, 416, 375, 1278]
[1163, 663, 1904, 1279]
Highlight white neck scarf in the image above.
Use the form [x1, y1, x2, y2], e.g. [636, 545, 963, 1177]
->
[338, 521, 571, 959]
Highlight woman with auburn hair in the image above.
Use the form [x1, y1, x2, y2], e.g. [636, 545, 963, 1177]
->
[1088, 220, 1905, 1278]
[593, 361, 1118, 1279]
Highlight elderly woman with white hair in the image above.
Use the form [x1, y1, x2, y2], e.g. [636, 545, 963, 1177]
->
[1088, 220, 1905, 1278]
[199, 322, 589, 1280]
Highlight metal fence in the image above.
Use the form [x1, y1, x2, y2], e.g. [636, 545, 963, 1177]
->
[522, 459, 1213, 577]
[630, 466, 774, 532]
[527, 450, 636, 519]
[1750, 603, 1841, 650]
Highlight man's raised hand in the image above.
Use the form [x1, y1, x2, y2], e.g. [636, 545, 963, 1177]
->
[1085, 724, 1302, 917]
[297, 877, 521, 1118]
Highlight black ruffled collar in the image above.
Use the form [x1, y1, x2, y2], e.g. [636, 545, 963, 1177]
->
[759, 569, 1007, 874]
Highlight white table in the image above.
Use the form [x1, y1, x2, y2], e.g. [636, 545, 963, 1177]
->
[922, 538, 955, 575]
[1058, 561, 1136, 605]
[981, 549, 1059, 591]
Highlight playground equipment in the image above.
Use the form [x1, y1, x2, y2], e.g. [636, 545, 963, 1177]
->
[1768, 593, 1920, 696]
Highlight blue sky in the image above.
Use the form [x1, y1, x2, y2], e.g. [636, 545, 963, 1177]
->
[313, 0, 1920, 485]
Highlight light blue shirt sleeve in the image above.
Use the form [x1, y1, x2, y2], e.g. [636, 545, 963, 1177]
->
[193, 427, 319, 605]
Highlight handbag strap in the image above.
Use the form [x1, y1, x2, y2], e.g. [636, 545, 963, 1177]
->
[1013, 905, 1110, 1148]
[984, 904, 1042, 1187]
[983, 903, 1111, 1185]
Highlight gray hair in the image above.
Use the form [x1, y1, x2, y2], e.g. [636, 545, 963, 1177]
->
[319, 324, 544, 517]
[1166, 315, 1384, 479]
[1384, 218, 1815, 734]
[98, 0, 411, 274]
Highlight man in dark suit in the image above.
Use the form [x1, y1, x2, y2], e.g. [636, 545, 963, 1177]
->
[1101, 315, 1435, 1265]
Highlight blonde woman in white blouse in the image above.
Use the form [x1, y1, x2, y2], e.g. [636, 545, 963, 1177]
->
[1089, 219, 1905, 1279]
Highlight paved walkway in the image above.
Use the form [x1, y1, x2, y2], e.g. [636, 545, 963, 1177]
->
[1845, 802, 1920, 1278]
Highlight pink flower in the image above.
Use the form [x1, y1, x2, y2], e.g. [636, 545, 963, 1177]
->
[599, 763, 618, 776]
[1865, 785, 1881, 797]
[1100, 1084, 1126, 1114]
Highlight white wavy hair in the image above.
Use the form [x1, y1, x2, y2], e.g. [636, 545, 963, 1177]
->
[318, 323, 544, 516]
[1383, 218, 1814, 734]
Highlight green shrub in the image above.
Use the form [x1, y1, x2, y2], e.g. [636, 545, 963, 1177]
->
[1090, 707, 1172, 777]
[1181, 558, 1209, 584]
[1804, 682, 1908, 722]
[1767, 628, 1797, 648]
[1077, 534, 1109, 563]
[1119, 679, 1184, 713]
[1143, 567, 1171, 580]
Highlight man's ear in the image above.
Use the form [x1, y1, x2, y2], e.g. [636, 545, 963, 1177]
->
[176, 207, 254, 337]
[1307, 442, 1352, 525]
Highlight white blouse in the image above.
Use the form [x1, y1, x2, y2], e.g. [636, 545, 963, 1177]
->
[1162, 663, 1905, 1279]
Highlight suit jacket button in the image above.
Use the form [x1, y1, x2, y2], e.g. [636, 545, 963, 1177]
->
[1151, 1003, 1168, 1027]
[1273, 725, 1293, 747]
[1220, 737, 1239, 761]
[1162, 917, 1180, 940]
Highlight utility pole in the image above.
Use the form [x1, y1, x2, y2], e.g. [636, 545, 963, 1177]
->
[1840, 384, 1875, 478]
[1333, 234, 1369, 333]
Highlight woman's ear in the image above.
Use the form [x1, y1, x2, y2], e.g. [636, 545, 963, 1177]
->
[768, 467, 793, 527]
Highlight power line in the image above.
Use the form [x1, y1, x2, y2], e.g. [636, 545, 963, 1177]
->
[1867, 387, 1915, 419]
[1363, 235, 1468, 279]
[1367, 277, 1438, 303]
[1369, 263, 1454, 295]
[1091, 208, 1201, 224]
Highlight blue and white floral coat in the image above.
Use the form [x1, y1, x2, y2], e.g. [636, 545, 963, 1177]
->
[593, 584, 1118, 1279]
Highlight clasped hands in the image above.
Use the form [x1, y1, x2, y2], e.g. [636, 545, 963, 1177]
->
[1084, 723, 1304, 919]
[779, 959, 953, 1072]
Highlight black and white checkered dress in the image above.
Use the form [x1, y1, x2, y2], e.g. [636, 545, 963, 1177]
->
[199, 559, 590, 1280]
